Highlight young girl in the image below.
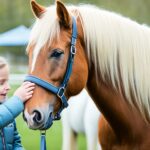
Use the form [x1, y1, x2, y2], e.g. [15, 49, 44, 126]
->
[0, 56, 35, 150]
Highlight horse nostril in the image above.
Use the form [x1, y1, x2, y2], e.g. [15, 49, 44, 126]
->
[33, 110, 42, 123]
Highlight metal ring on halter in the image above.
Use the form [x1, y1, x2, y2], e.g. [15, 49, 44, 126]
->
[71, 46, 76, 55]
[40, 130, 46, 135]
[57, 87, 65, 98]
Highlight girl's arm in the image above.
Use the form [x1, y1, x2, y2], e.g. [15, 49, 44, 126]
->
[0, 96, 23, 128]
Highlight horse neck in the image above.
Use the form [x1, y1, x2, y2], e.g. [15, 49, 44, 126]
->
[86, 66, 146, 140]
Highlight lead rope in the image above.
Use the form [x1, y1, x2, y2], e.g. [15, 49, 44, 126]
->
[40, 131, 47, 150]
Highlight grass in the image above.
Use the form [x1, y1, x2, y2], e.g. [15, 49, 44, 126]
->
[8, 84, 86, 150]
[16, 116, 63, 150]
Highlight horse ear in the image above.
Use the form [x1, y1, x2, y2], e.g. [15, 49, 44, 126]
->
[56, 0, 71, 28]
[30, 0, 45, 18]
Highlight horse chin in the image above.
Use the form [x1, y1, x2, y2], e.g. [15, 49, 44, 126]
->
[28, 123, 44, 130]
[27, 115, 53, 130]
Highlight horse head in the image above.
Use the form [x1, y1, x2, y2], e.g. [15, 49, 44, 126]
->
[23, 0, 88, 130]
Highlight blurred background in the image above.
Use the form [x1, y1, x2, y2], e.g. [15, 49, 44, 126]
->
[0, 0, 150, 73]
[0, 0, 150, 149]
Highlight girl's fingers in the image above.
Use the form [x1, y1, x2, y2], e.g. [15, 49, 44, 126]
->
[27, 91, 34, 95]
[25, 91, 34, 100]
[26, 91, 34, 98]
[26, 86, 35, 92]
[24, 82, 35, 88]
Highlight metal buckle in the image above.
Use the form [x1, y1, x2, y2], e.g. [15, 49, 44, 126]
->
[71, 45, 76, 55]
[57, 87, 65, 98]
[54, 113, 61, 120]
[40, 130, 46, 135]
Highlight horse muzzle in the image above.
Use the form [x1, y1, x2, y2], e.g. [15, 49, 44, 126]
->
[23, 109, 54, 130]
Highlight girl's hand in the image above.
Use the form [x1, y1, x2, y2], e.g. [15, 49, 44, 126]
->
[14, 82, 35, 102]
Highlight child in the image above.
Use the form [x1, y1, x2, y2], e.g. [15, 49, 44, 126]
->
[0, 56, 35, 150]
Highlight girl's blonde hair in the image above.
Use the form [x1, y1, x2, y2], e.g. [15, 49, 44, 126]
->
[0, 57, 8, 69]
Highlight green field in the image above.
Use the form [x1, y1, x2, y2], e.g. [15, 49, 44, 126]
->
[8, 84, 86, 150]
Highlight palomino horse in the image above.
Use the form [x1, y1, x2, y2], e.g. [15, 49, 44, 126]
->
[62, 89, 100, 150]
[24, 0, 150, 149]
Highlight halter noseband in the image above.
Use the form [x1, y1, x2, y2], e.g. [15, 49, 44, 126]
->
[24, 17, 77, 129]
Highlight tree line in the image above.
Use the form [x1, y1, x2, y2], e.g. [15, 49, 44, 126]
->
[0, 0, 150, 33]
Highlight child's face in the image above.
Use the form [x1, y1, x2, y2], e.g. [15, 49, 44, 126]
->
[0, 66, 10, 102]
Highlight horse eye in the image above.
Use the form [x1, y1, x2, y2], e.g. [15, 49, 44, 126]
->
[50, 50, 64, 58]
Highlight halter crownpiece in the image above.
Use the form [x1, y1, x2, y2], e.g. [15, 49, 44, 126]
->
[24, 16, 77, 129]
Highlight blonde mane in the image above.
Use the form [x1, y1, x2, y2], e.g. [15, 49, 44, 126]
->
[27, 4, 150, 122]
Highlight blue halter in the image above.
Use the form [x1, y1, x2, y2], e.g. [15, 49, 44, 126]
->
[24, 16, 77, 127]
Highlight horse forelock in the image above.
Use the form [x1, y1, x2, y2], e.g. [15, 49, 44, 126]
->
[76, 5, 150, 122]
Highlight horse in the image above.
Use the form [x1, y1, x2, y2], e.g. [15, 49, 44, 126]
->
[61, 89, 101, 150]
[24, 0, 150, 149]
